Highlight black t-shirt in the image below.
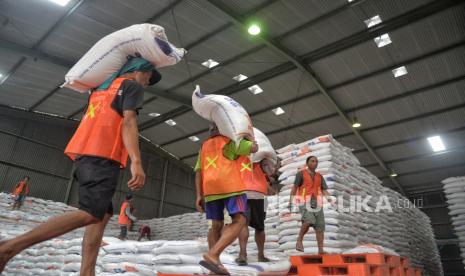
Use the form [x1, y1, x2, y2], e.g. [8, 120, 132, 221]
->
[110, 79, 145, 116]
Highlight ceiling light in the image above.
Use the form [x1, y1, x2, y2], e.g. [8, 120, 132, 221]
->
[389, 169, 398, 178]
[427, 136, 446, 152]
[374, 33, 392, 48]
[352, 116, 361, 128]
[272, 107, 285, 115]
[188, 136, 200, 142]
[48, 0, 71, 6]
[0, 73, 3, 78]
[392, 66, 408, 78]
[348, 0, 354, 2]
[248, 85, 263, 95]
[201, 59, 219, 68]
[148, 112, 161, 117]
[364, 15, 382, 28]
[248, 24, 261, 36]
[165, 119, 177, 126]
[233, 74, 248, 82]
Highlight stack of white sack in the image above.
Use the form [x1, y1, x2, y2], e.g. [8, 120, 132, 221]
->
[1, 193, 291, 275]
[442, 176, 465, 269]
[192, 85, 253, 145]
[63, 24, 186, 93]
[275, 135, 443, 276]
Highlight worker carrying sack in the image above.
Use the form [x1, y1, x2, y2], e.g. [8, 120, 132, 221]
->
[192, 85, 254, 145]
[63, 24, 186, 93]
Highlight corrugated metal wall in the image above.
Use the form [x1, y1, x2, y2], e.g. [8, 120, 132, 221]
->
[0, 106, 195, 218]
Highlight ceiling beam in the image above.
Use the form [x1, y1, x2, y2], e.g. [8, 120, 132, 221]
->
[363, 146, 465, 168]
[179, 90, 465, 160]
[336, 102, 465, 140]
[0, 57, 26, 86]
[139, 106, 191, 131]
[378, 161, 465, 180]
[143, 0, 461, 138]
[161, 43, 464, 147]
[329, 40, 465, 91]
[0, 0, 84, 89]
[354, 125, 465, 154]
[301, 0, 462, 63]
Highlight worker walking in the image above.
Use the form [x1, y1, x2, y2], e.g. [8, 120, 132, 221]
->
[0, 57, 161, 275]
[236, 159, 275, 265]
[195, 123, 257, 275]
[289, 156, 335, 254]
[11, 176, 30, 211]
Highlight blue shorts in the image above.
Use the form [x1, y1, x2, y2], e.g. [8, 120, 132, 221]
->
[16, 195, 26, 203]
[205, 194, 247, 220]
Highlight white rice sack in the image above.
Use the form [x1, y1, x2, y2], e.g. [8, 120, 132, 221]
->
[343, 244, 399, 256]
[247, 260, 292, 274]
[152, 254, 182, 264]
[63, 24, 185, 93]
[63, 262, 81, 272]
[102, 262, 155, 275]
[251, 127, 277, 165]
[102, 241, 138, 254]
[156, 264, 204, 274]
[134, 240, 167, 253]
[152, 240, 208, 255]
[192, 85, 253, 145]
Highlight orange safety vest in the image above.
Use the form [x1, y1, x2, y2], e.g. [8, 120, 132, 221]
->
[64, 77, 129, 167]
[118, 201, 130, 225]
[296, 169, 323, 206]
[14, 181, 28, 195]
[240, 161, 268, 195]
[200, 135, 245, 196]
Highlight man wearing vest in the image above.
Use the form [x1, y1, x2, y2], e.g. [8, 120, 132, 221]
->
[0, 57, 161, 275]
[12, 176, 30, 210]
[236, 159, 275, 265]
[118, 194, 137, 240]
[195, 124, 257, 275]
[289, 156, 335, 254]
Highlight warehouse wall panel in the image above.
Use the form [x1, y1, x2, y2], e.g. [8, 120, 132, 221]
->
[0, 106, 195, 219]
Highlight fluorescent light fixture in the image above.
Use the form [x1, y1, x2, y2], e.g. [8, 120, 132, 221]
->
[148, 112, 161, 117]
[352, 116, 361, 128]
[201, 59, 219, 68]
[165, 119, 177, 126]
[348, 0, 354, 2]
[0, 73, 3, 78]
[233, 74, 248, 82]
[389, 169, 398, 177]
[248, 24, 261, 36]
[374, 33, 392, 48]
[188, 136, 200, 142]
[364, 15, 382, 28]
[272, 107, 285, 115]
[392, 66, 408, 78]
[48, 0, 71, 6]
[427, 136, 445, 152]
[248, 85, 263, 95]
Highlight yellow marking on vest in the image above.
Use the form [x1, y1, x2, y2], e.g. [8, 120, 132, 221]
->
[86, 102, 101, 119]
[240, 162, 252, 172]
[206, 155, 219, 169]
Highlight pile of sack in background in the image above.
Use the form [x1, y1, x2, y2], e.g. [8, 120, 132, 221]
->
[275, 134, 442, 276]
[0, 192, 291, 275]
[442, 176, 465, 269]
